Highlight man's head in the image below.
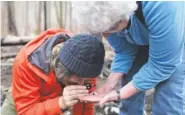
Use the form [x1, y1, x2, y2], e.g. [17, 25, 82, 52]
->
[53, 34, 105, 87]
[72, 1, 137, 35]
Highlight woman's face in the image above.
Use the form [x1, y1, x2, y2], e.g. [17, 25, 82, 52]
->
[63, 75, 92, 86]
[55, 67, 93, 86]
[62, 75, 96, 91]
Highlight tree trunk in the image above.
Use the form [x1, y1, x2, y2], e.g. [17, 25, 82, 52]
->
[1, 2, 9, 37]
[7, 1, 18, 36]
[46, 1, 51, 28]
[68, 2, 72, 31]
[24, 2, 29, 35]
[35, 1, 42, 35]
[43, 1, 47, 30]
[54, 1, 63, 28]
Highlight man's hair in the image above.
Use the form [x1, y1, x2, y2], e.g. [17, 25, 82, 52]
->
[72, 1, 137, 34]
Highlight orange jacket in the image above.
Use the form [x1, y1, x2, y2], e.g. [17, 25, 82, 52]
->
[12, 29, 96, 115]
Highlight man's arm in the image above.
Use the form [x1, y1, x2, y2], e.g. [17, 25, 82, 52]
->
[96, 31, 138, 94]
[107, 31, 138, 74]
[105, 31, 138, 88]
[100, 2, 185, 105]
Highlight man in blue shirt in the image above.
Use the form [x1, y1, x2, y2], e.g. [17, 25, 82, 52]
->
[73, 1, 185, 115]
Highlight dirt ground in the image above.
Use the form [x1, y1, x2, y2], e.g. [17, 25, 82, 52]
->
[0, 40, 153, 115]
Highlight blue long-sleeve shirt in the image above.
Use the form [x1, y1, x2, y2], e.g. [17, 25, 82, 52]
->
[107, 1, 185, 91]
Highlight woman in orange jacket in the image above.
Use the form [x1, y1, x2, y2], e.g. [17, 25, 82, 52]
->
[1, 28, 105, 115]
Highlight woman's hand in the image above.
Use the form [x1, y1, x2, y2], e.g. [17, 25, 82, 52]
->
[59, 85, 88, 110]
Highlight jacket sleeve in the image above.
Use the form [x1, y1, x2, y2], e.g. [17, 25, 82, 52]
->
[106, 31, 138, 74]
[131, 2, 185, 91]
[12, 60, 62, 115]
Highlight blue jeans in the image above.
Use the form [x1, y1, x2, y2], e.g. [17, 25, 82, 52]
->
[120, 46, 185, 115]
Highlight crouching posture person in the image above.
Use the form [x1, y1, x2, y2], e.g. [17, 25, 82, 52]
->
[1, 29, 105, 115]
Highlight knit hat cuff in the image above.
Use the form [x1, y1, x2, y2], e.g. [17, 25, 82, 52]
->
[58, 46, 103, 77]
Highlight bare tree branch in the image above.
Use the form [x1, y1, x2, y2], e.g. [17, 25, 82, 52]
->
[1, 36, 33, 46]
[1, 53, 17, 59]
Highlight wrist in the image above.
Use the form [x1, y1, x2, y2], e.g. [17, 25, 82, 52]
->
[107, 73, 124, 88]
[114, 89, 121, 101]
[58, 96, 68, 110]
[120, 82, 140, 99]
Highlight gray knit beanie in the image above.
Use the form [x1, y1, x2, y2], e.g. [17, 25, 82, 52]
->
[58, 34, 105, 78]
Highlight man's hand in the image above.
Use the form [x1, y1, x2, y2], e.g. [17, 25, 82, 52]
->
[95, 73, 124, 94]
[99, 82, 140, 107]
[59, 85, 88, 110]
[99, 90, 119, 107]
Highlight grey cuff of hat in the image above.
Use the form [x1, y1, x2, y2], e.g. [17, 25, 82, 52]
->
[58, 45, 103, 78]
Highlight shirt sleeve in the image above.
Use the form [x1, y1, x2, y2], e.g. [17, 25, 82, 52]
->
[132, 2, 185, 91]
[106, 31, 138, 74]
[12, 61, 62, 115]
